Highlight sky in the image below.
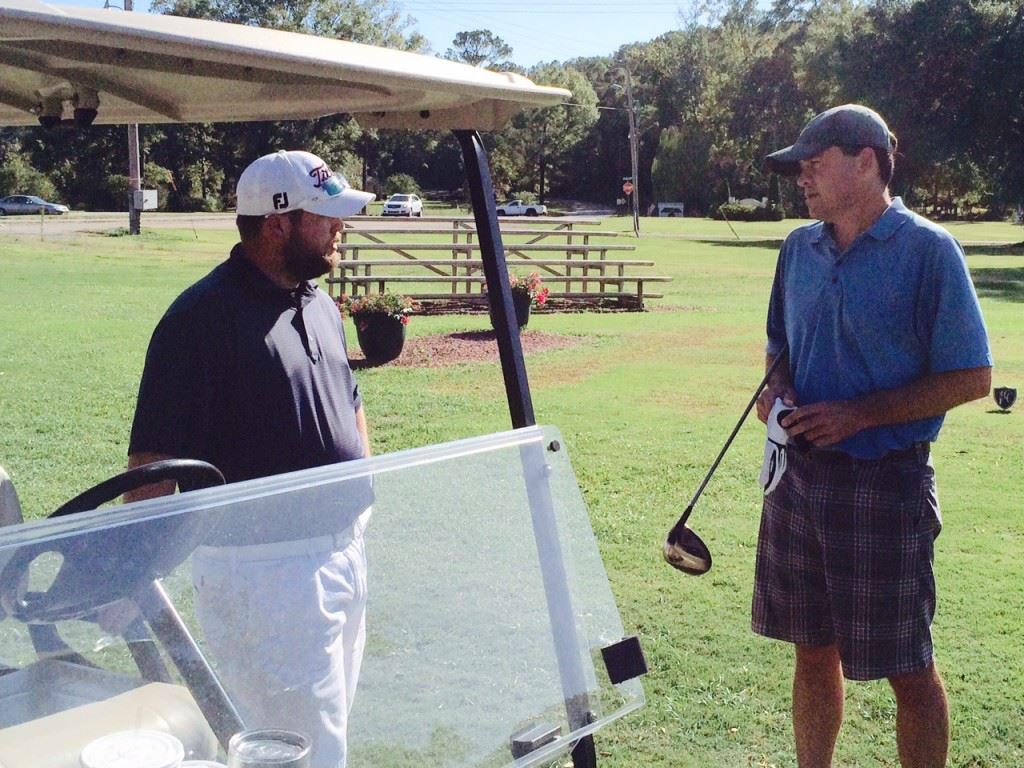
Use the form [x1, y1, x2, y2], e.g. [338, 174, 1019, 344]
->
[56, 0, 689, 67]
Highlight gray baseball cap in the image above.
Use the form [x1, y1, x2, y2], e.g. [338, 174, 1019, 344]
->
[766, 104, 897, 175]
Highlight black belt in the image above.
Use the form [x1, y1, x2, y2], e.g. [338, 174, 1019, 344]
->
[793, 442, 929, 465]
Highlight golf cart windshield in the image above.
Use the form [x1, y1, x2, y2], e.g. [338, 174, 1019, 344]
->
[0, 7, 643, 768]
[0, 427, 643, 767]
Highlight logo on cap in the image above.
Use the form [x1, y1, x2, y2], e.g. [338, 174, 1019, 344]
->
[273, 192, 289, 210]
[309, 164, 334, 190]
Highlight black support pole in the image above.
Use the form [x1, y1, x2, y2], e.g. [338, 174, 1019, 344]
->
[454, 129, 598, 768]
[454, 130, 535, 429]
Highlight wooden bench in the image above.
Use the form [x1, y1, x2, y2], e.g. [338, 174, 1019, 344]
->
[333, 257, 654, 271]
[340, 229, 625, 259]
[335, 242, 636, 275]
[330, 257, 656, 295]
[327, 216, 666, 310]
[346, 215, 603, 227]
[327, 273, 672, 309]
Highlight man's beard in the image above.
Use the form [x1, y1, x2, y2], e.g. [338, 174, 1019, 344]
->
[283, 231, 338, 282]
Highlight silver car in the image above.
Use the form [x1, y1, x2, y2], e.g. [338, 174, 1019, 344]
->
[0, 195, 70, 215]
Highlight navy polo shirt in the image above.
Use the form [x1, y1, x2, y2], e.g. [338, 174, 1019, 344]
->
[766, 198, 991, 459]
[130, 247, 369, 540]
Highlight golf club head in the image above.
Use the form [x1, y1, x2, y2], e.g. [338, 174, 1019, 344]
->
[663, 523, 712, 576]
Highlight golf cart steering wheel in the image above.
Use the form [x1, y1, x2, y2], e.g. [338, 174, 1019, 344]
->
[50, 459, 225, 518]
[0, 459, 225, 624]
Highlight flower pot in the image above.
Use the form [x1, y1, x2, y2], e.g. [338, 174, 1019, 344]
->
[354, 312, 406, 363]
[490, 290, 532, 330]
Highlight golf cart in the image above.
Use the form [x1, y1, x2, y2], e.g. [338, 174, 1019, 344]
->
[0, 3, 647, 767]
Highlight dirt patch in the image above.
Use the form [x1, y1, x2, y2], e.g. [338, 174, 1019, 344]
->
[350, 330, 583, 369]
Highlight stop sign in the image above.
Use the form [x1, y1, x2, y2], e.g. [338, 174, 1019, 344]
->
[622, 181, 634, 195]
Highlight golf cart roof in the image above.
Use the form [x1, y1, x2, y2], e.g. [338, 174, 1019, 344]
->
[0, 0, 570, 130]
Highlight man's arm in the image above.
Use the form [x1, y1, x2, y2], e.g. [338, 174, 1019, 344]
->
[781, 365, 992, 448]
[756, 349, 798, 423]
[355, 406, 371, 458]
[124, 451, 177, 502]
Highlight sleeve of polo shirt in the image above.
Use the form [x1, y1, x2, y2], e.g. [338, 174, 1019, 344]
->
[916, 236, 993, 374]
[765, 243, 788, 356]
[128, 308, 220, 461]
[332, 302, 362, 411]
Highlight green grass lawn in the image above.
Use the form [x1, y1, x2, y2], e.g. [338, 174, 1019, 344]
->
[1, 215, 1021, 767]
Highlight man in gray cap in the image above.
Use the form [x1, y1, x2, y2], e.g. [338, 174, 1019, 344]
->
[752, 105, 992, 767]
[128, 150, 375, 767]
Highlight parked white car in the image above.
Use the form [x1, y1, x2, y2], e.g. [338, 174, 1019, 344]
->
[495, 200, 547, 216]
[0, 195, 70, 215]
[381, 193, 423, 217]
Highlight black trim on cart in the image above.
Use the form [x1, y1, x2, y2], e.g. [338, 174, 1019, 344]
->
[454, 129, 598, 768]
[454, 130, 536, 430]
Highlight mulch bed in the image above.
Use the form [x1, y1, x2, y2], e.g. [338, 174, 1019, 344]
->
[349, 330, 582, 369]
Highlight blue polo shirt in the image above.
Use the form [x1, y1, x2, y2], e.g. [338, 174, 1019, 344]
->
[766, 198, 991, 459]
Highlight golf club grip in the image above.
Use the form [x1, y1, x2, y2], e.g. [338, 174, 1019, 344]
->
[671, 346, 789, 530]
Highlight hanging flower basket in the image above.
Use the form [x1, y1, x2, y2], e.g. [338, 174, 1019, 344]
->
[490, 289, 533, 329]
[487, 272, 550, 330]
[337, 293, 416, 364]
[355, 312, 406, 362]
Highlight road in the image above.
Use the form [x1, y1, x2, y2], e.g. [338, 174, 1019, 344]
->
[0, 211, 238, 237]
[0, 211, 611, 238]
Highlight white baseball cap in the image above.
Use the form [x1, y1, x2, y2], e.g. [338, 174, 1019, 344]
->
[236, 150, 374, 218]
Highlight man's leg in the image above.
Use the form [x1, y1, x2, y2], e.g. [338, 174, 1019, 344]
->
[889, 663, 949, 768]
[793, 643, 844, 768]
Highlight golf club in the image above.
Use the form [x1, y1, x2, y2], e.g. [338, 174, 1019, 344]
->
[663, 346, 789, 575]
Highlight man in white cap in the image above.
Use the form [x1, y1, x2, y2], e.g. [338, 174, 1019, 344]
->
[127, 150, 375, 767]
[752, 105, 991, 767]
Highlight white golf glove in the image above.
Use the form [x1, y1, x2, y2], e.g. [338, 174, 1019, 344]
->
[758, 398, 791, 495]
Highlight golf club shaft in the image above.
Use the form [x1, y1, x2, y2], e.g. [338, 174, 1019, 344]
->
[677, 346, 789, 529]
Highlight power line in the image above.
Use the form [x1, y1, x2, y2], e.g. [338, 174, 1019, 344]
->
[402, 0, 684, 66]
[404, 0, 681, 5]
[406, 7, 680, 14]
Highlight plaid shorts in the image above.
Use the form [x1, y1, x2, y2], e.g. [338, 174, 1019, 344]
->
[752, 444, 941, 681]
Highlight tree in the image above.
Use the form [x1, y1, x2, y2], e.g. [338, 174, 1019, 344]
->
[767, 172, 784, 217]
[489, 64, 598, 204]
[830, 0, 1003, 201]
[444, 30, 514, 69]
[971, 4, 1024, 211]
[0, 141, 57, 201]
[151, 0, 426, 49]
[381, 172, 421, 197]
[651, 124, 717, 215]
[144, 0, 424, 208]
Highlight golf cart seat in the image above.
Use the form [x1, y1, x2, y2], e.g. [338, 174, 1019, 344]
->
[0, 461, 235, 766]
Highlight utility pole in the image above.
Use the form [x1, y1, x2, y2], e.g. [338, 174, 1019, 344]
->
[621, 65, 640, 237]
[125, 0, 142, 234]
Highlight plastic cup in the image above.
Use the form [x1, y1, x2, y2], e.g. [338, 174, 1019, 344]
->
[226, 729, 310, 768]
[80, 729, 184, 768]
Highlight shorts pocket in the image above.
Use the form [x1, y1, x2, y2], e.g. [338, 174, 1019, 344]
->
[896, 462, 939, 534]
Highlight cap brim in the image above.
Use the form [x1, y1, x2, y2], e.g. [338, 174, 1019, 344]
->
[765, 141, 829, 175]
[306, 188, 375, 218]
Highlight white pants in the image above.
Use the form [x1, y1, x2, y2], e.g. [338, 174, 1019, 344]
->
[192, 509, 370, 768]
